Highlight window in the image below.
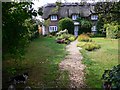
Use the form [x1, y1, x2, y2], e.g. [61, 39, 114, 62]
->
[72, 14, 79, 20]
[49, 26, 57, 32]
[50, 15, 57, 21]
[91, 15, 98, 20]
[91, 26, 96, 31]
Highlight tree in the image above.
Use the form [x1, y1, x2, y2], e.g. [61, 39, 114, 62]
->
[77, 17, 92, 34]
[38, 7, 43, 16]
[94, 2, 120, 37]
[58, 18, 74, 34]
[95, 2, 120, 24]
[2, 2, 40, 59]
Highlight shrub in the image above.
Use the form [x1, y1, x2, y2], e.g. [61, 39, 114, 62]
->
[64, 40, 71, 44]
[77, 42, 86, 47]
[104, 22, 120, 39]
[77, 42, 101, 51]
[56, 34, 75, 40]
[58, 18, 74, 34]
[77, 17, 92, 34]
[77, 17, 92, 28]
[86, 32, 106, 38]
[68, 36, 75, 41]
[56, 36, 63, 40]
[56, 33, 75, 44]
[67, 34, 76, 41]
[102, 64, 120, 89]
[50, 31, 57, 36]
[84, 42, 101, 51]
[78, 34, 92, 42]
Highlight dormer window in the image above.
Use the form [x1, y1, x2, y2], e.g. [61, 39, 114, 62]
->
[91, 15, 98, 20]
[72, 14, 79, 20]
[50, 15, 57, 21]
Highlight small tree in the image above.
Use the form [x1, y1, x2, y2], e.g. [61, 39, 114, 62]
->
[58, 18, 74, 34]
[77, 17, 92, 34]
[104, 22, 120, 39]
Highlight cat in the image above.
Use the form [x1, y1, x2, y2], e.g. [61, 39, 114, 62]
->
[8, 85, 31, 90]
[8, 72, 28, 85]
[8, 84, 15, 90]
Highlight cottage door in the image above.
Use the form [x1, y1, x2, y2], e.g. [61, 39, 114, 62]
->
[74, 26, 79, 36]
[42, 25, 45, 35]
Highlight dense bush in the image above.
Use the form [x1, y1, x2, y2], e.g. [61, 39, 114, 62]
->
[58, 18, 74, 34]
[77, 42, 86, 47]
[104, 22, 120, 39]
[68, 36, 76, 41]
[78, 34, 92, 42]
[102, 64, 120, 89]
[2, 2, 39, 59]
[77, 42, 101, 51]
[84, 42, 101, 51]
[56, 34, 75, 41]
[86, 32, 106, 38]
[77, 17, 92, 34]
[77, 17, 92, 28]
[56, 33, 75, 44]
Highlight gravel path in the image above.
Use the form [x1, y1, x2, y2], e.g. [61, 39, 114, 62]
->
[59, 40, 86, 88]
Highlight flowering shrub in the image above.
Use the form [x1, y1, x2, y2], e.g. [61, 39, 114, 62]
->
[77, 42, 101, 51]
[56, 33, 75, 44]
[83, 42, 101, 51]
[78, 34, 92, 42]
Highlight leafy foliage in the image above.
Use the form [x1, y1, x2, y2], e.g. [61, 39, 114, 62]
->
[77, 34, 101, 51]
[83, 42, 101, 51]
[78, 34, 92, 42]
[58, 18, 74, 34]
[77, 42, 101, 51]
[56, 33, 75, 44]
[95, 2, 120, 24]
[95, 2, 120, 37]
[104, 22, 120, 39]
[80, 38, 118, 88]
[2, 2, 40, 59]
[77, 17, 92, 34]
[77, 17, 92, 28]
[102, 64, 120, 89]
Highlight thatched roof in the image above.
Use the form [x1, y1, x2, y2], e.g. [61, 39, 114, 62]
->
[42, 3, 96, 19]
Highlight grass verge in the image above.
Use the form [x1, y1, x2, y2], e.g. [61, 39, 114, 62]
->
[80, 38, 118, 88]
[3, 36, 69, 88]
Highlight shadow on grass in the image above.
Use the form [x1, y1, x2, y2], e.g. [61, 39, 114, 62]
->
[2, 36, 70, 89]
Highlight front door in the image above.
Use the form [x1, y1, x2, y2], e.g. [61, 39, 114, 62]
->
[74, 26, 79, 36]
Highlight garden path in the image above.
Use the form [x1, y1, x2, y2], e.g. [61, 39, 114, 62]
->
[59, 40, 86, 88]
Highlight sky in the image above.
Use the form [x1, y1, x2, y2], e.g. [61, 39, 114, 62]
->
[32, 0, 101, 10]
[32, 0, 119, 10]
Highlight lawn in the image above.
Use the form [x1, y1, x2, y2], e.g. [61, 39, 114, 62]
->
[2, 36, 69, 88]
[80, 38, 119, 88]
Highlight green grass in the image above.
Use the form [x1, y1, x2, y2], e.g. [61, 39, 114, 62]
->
[80, 38, 119, 88]
[3, 36, 69, 88]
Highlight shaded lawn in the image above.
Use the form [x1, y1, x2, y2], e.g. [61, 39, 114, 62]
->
[81, 38, 119, 88]
[3, 36, 69, 88]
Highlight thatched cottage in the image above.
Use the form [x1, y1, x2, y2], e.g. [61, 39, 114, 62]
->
[42, 2, 98, 36]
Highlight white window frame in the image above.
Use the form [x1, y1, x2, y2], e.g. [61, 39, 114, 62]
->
[91, 15, 98, 20]
[49, 26, 57, 32]
[72, 14, 79, 20]
[91, 26, 96, 31]
[50, 15, 57, 21]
